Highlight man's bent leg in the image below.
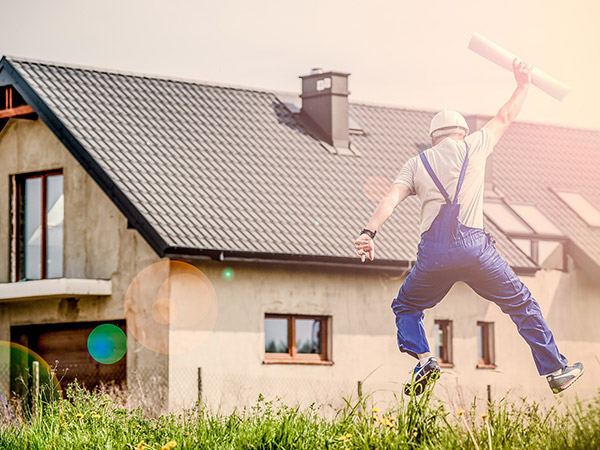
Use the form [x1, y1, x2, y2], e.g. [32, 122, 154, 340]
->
[391, 262, 455, 359]
[465, 245, 568, 375]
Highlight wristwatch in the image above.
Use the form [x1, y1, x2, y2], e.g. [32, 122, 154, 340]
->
[360, 228, 377, 239]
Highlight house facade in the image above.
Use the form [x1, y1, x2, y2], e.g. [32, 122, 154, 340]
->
[0, 56, 598, 414]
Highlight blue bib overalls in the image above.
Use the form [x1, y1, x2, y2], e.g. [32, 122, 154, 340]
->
[390, 143, 567, 376]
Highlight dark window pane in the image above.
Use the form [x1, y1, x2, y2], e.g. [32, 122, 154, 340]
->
[265, 318, 288, 353]
[434, 322, 443, 360]
[46, 175, 64, 278]
[477, 323, 484, 360]
[295, 319, 321, 354]
[24, 177, 42, 280]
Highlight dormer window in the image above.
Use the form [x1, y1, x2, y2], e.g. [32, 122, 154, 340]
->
[553, 190, 600, 227]
[484, 200, 567, 269]
[15, 171, 64, 280]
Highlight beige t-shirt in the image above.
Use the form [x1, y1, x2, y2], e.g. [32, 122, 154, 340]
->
[393, 128, 494, 236]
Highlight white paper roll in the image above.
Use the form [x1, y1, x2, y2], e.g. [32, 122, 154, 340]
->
[468, 33, 570, 101]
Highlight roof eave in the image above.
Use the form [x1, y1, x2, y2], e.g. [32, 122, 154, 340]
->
[164, 246, 539, 274]
[163, 247, 412, 271]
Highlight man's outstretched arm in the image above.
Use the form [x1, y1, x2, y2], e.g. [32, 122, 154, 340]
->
[355, 183, 412, 262]
[484, 58, 533, 146]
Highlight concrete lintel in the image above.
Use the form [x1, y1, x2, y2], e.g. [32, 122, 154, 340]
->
[0, 278, 112, 302]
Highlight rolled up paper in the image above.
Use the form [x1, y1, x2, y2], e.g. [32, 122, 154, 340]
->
[468, 33, 570, 101]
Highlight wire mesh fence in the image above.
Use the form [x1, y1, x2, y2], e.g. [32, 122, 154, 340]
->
[1, 353, 504, 421]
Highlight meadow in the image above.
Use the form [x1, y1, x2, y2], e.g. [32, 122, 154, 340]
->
[0, 381, 599, 450]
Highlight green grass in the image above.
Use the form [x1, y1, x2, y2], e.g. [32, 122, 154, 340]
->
[1, 381, 599, 449]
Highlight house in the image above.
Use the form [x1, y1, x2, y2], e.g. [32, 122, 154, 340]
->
[0, 56, 598, 414]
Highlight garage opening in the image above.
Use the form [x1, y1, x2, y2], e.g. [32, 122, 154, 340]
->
[10, 320, 127, 398]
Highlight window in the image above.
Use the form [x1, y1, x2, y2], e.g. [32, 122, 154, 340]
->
[509, 204, 563, 236]
[554, 190, 600, 227]
[477, 321, 495, 368]
[264, 314, 330, 364]
[433, 320, 453, 367]
[16, 171, 64, 280]
[484, 201, 532, 234]
[484, 200, 566, 268]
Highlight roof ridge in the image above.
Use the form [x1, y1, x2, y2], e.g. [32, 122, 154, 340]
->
[4, 55, 599, 133]
[4, 55, 284, 97]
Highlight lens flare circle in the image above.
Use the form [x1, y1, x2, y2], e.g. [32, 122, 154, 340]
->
[222, 267, 235, 280]
[87, 324, 127, 365]
[363, 175, 392, 203]
[124, 261, 219, 355]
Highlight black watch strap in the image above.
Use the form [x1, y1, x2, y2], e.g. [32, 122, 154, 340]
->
[360, 228, 377, 239]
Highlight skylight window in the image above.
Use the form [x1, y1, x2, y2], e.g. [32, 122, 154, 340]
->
[510, 204, 563, 236]
[483, 202, 532, 234]
[554, 191, 600, 227]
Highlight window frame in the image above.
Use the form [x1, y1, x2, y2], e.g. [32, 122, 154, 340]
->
[476, 321, 496, 369]
[14, 169, 63, 281]
[433, 319, 454, 368]
[263, 313, 332, 365]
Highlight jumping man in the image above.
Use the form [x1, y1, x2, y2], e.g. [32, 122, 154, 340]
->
[354, 59, 584, 395]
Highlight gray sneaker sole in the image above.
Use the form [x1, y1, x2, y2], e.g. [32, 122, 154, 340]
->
[552, 366, 584, 394]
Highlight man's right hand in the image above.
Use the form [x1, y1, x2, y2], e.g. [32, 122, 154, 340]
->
[354, 234, 375, 263]
[513, 58, 532, 88]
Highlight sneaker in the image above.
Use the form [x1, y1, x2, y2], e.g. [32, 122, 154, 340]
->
[403, 357, 440, 396]
[547, 362, 584, 394]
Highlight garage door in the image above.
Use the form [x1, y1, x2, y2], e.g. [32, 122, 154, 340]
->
[11, 321, 127, 395]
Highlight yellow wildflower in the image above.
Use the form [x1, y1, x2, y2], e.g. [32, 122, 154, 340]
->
[166, 441, 177, 448]
[372, 407, 380, 413]
[184, 432, 190, 437]
[93, 414, 101, 419]
[75, 413, 83, 419]
[380, 418, 393, 428]
[481, 413, 489, 419]
[137, 442, 145, 450]
[345, 433, 352, 438]
[456, 409, 465, 417]
[337, 435, 347, 441]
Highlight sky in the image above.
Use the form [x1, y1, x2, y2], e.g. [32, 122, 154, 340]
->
[1, 0, 599, 130]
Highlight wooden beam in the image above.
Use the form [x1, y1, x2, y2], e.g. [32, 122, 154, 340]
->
[0, 105, 35, 119]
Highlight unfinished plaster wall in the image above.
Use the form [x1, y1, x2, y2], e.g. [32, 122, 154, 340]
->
[0, 118, 166, 403]
[167, 256, 599, 415]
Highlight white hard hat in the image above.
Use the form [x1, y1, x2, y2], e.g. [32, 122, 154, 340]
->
[429, 110, 469, 138]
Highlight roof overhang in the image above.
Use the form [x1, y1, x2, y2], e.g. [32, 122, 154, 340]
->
[0, 278, 112, 302]
[164, 246, 412, 271]
[163, 246, 539, 275]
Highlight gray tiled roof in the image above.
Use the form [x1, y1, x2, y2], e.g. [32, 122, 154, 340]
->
[492, 122, 600, 270]
[4, 56, 597, 271]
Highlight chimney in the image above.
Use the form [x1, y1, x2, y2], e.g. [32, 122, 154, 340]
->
[299, 68, 350, 150]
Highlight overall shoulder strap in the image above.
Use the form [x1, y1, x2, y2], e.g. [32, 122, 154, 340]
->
[452, 142, 470, 205]
[419, 151, 451, 204]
